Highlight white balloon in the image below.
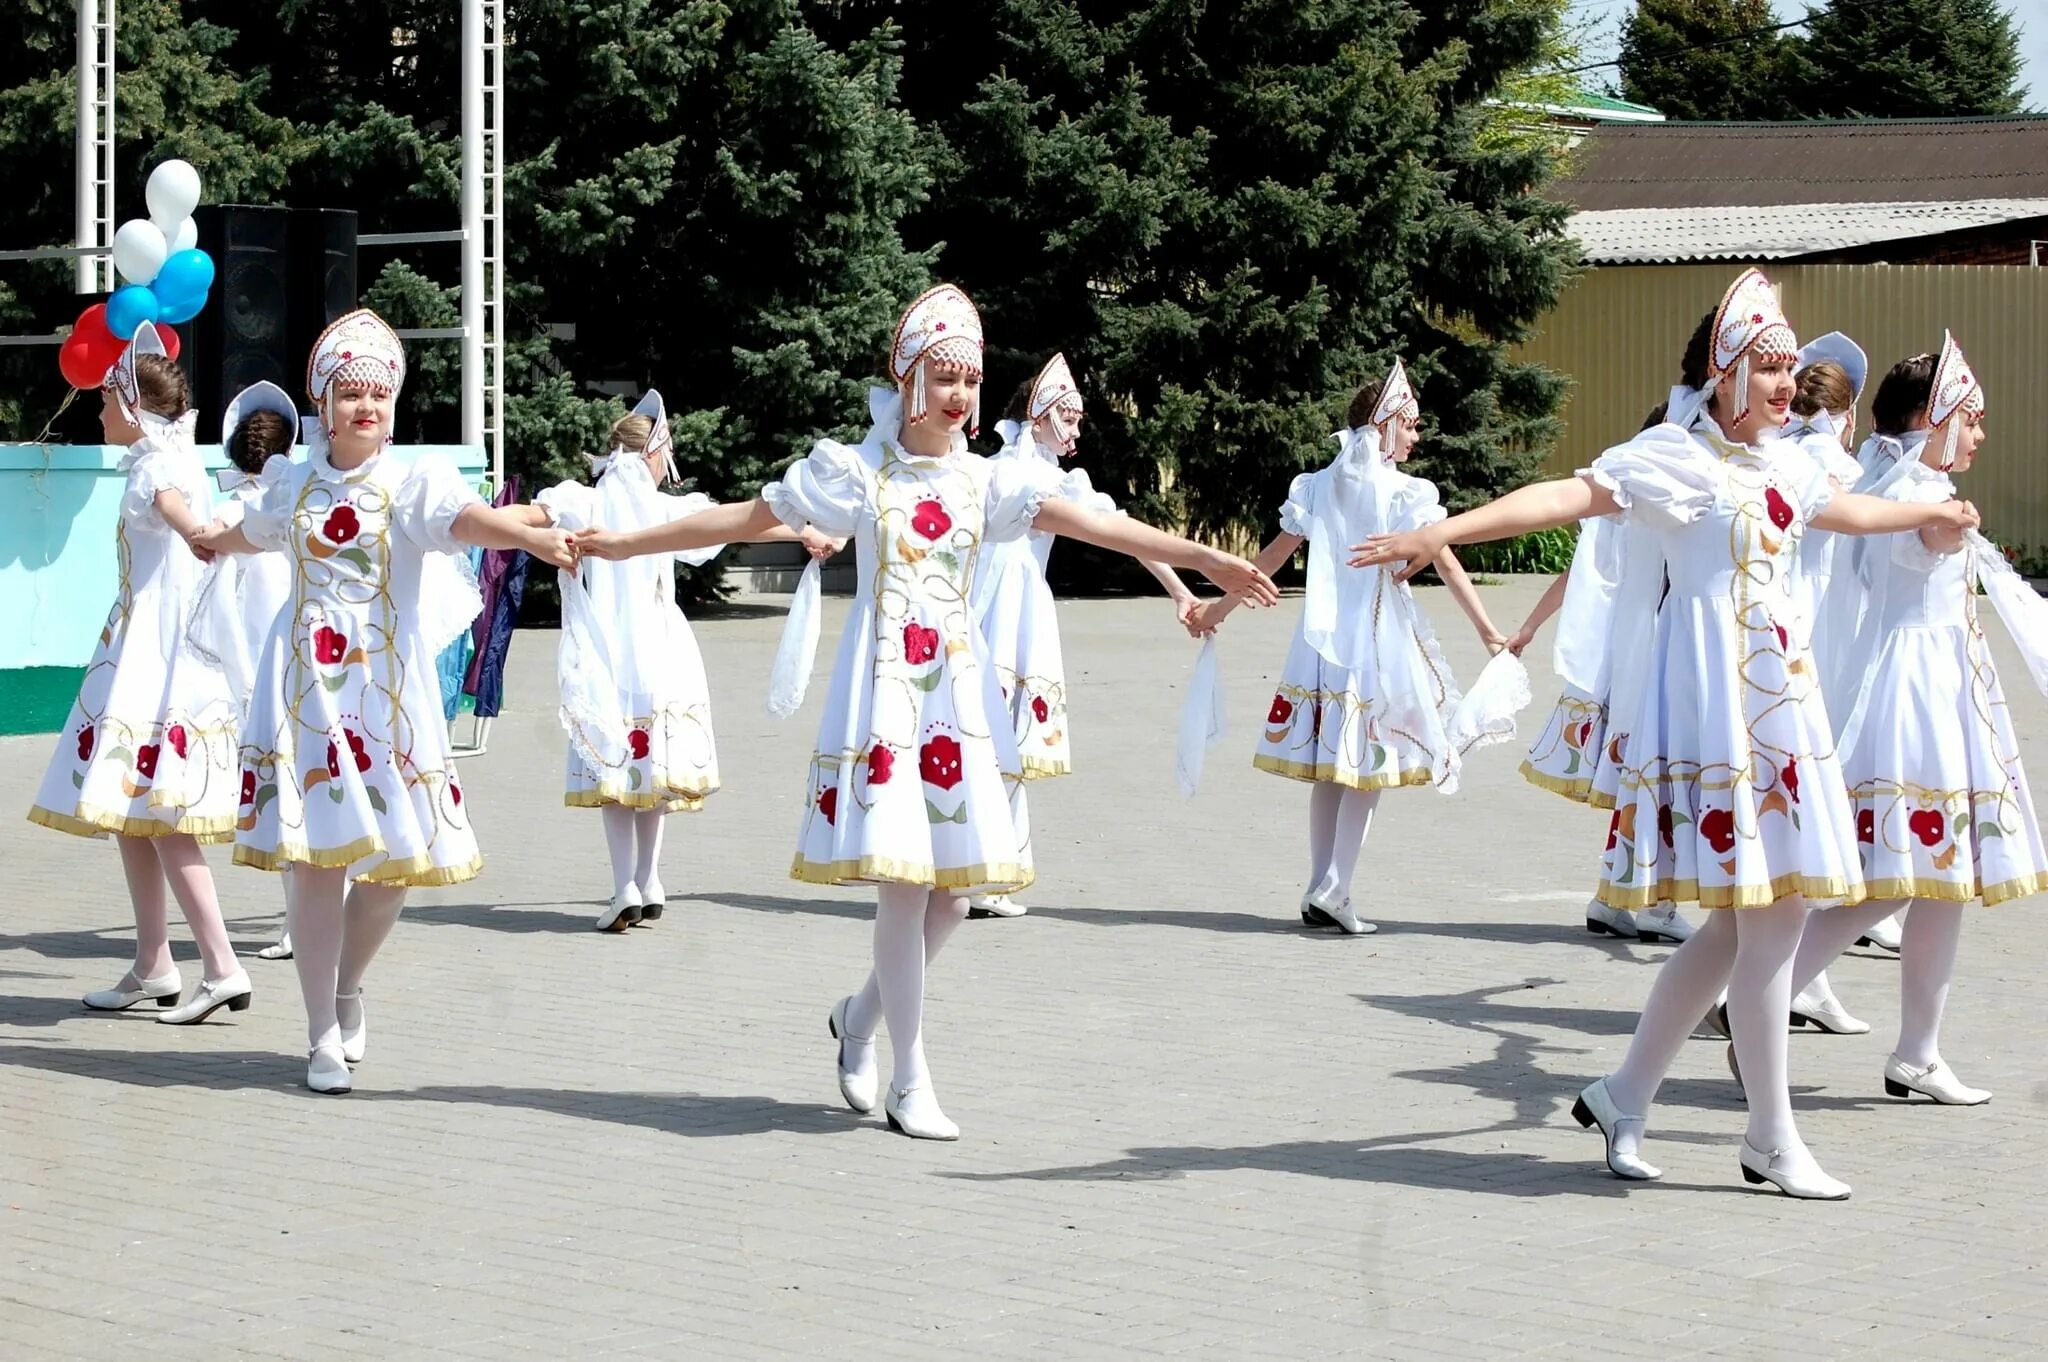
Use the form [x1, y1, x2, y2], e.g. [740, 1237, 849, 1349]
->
[166, 216, 198, 254]
[145, 159, 203, 223]
[111, 219, 168, 286]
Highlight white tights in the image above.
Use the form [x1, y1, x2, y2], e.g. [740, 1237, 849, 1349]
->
[841, 885, 970, 1094]
[1792, 897, 1959, 1068]
[286, 865, 406, 1054]
[600, 806, 667, 897]
[1306, 783, 1381, 903]
[1605, 896, 1811, 1155]
[117, 833, 238, 980]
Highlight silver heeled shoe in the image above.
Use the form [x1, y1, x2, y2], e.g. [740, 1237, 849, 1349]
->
[1883, 1054, 1990, 1106]
[1738, 1138, 1850, 1199]
[827, 996, 878, 1114]
[1571, 1079, 1661, 1180]
[82, 968, 182, 1011]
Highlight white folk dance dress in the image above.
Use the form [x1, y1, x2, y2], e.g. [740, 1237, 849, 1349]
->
[763, 389, 1065, 894]
[540, 456, 721, 811]
[229, 442, 485, 885]
[28, 414, 239, 842]
[1253, 428, 1510, 793]
[967, 422, 1115, 779]
[1831, 456, 2048, 906]
[1783, 416, 1864, 676]
[189, 457, 298, 706]
[1589, 418, 1865, 909]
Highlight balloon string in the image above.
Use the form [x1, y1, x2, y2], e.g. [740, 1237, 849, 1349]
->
[29, 387, 80, 447]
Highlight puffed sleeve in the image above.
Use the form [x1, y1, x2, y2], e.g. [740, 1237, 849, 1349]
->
[534, 479, 597, 532]
[984, 451, 1069, 544]
[1579, 429, 1720, 528]
[1278, 472, 1318, 538]
[239, 458, 300, 552]
[659, 491, 725, 567]
[1384, 471, 1447, 534]
[391, 453, 485, 554]
[1887, 472, 1958, 571]
[761, 439, 867, 539]
[118, 443, 181, 527]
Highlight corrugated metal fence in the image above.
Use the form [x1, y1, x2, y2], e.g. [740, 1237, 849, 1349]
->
[1515, 264, 2048, 553]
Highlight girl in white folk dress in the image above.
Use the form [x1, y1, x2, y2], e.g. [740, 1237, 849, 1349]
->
[192, 310, 577, 1094]
[190, 382, 304, 962]
[1193, 361, 1517, 937]
[576, 284, 1276, 1140]
[1772, 336, 2048, 1107]
[1513, 406, 1694, 947]
[964, 354, 1205, 919]
[28, 323, 251, 1024]
[1358, 271, 1978, 1199]
[511, 390, 839, 931]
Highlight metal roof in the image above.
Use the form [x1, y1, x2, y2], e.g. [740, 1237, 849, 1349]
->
[1569, 198, 2048, 264]
[1552, 117, 2048, 211]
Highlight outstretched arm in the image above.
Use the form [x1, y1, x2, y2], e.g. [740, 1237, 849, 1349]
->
[1507, 570, 1570, 656]
[1192, 532, 1302, 634]
[452, 503, 578, 569]
[1032, 499, 1279, 606]
[575, 497, 787, 560]
[1352, 475, 1617, 580]
[1810, 492, 1978, 543]
[1434, 547, 1506, 653]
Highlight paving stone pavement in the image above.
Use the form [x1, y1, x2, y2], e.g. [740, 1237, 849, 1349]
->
[4, 576, 2046, 1361]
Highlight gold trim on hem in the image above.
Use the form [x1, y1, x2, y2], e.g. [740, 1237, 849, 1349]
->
[1860, 872, 2048, 908]
[27, 804, 235, 844]
[1252, 754, 1435, 792]
[1598, 872, 1863, 911]
[1586, 790, 1619, 811]
[233, 838, 484, 888]
[564, 790, 708, 813]
[1016, 756, 1072, 782]
[1519, 762, 1595, 804]
[789, 853, 1035, 895]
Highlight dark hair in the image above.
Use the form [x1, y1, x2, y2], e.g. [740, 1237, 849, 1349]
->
[133, 355, 190, 418]
[1639, 402, 1668, 432]
[229, 409, 294, 474]
[1001, 374, 1035, 424]
[1871, 354, 1936, 436]
[1791, 360, 1854, 420]
[1679, 310, 1713, 390]
[1345, 374, 1395, 429]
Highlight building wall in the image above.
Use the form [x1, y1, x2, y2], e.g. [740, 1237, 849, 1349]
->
[1803, 219, 2048, 267]
[1515, 263, 2048, 549]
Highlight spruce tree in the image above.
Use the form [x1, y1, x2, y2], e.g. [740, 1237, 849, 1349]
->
[1785, 0, 2027, 117]
[1618, 0, 1796, 122]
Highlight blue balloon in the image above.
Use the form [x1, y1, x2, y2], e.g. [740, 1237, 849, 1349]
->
[150, 249, 215, 322]
[105, 284, 161, 340]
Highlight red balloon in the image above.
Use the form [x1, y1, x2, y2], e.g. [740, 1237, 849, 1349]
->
[71, 302, 125, 372]
[58, 335, 107, 390]
[157, 324, 180, 362]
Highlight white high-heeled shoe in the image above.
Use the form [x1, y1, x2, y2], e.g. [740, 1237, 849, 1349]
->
[1635, 902, 1693, 944]
[639, 878, 665, 923]
[1883, 1054, 1991, 1106]
[596, 884, 642, 932]
[1304, 887, 1376, 935]
[1738, 1138, 1850, 1199]
[1858, 912, 1904, 953]
[1584, 900, 1638, 939]
[1790, 982, 1869, 1035]
[1571, 1078, 1661, 1180]
[1299, 892, 1335, 927]
[306, 1045, 352, 1095]
[967, 894, 1027, 919]
[157, 970, 253, 1025]
[826, 996, 878, 1114]
[255, 932, 294, 961]
[82, 968, 182, 1011]
[337, 989, 367, 1065]
[884, 1084, 960, 1141]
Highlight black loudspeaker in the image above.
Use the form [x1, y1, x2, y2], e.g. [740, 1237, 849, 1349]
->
[186, 205, 358, 426]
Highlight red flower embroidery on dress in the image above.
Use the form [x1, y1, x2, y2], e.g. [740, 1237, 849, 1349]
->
[1031, 695, 1050, 724]
[241, 770, 256, 806]
[135, 744, 159, 780]
[1764, 487, 1794, 531]
[345, 729, 370, 773]
[869, 744, 894, 785]
[819, 786, 839, 825]
[451, 782, 463, 806]
[1268, 695, 1293, 725]
[628, 728, 651, 760]
[1781, 757, 1800, 803]
[920, 734, 963, 790]
[1773, 622, 1788, 652]
[1908, 809, 1946, 847]
[322, 505, 360, 544]
[903, 621, 940, 665]
[1857, 808, 1875, 843]
[1657, 805, 1675, 849]
[326, 741, 342, 779]
[1700, 808, 1737, 854]
[76, 725, 94, 762]
[166, 724, 188, 760]
[909, 499, 952, 542]
[313, 625, 348, 665]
